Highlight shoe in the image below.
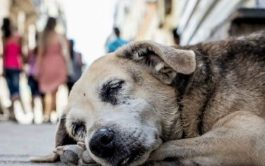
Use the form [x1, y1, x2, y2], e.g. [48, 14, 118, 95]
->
[13, 100, 32, 124]
[43, 114, 50, 123]
[50, 111, 58, 124]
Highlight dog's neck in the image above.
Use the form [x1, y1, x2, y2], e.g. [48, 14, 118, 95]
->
[172, 51, 216, 139]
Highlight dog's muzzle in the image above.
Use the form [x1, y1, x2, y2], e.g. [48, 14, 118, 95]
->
[89, 128, 115, 158]
[89, 127, 147, 165]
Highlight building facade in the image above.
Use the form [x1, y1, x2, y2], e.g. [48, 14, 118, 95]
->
[113, 0, 180, 45]
[177, 0, 264, 45]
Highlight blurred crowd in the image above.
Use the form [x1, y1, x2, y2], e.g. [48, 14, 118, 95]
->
[0, 17, 83, 124]
[0, 13, 180, 125]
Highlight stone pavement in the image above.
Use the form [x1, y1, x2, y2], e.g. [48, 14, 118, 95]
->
[0, 122, 65, 166]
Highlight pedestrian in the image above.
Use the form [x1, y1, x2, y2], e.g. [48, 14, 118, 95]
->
[67, 39, 83, 91]
[1, 17, 24, 122]
[172, 27, 180, 45]
[36, 17, 68, 123]
[27, 35, 43, 124]
[106, 27, 128, 53]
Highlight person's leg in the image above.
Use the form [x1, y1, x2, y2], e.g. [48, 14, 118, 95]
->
[11, 70, 28, 123]
[28, 76, 43, 124]
[0, 99, 9, 121]
[4, 69, 17, 121]
[32, 95, 43, 124]
[67, 80, 74, 92]
[28, 76, 35, 111]
[13, 70, 26, 110]
[50, 90, 57, 123]
[52, 91, 57, 112]
[43, 93, 52, 122]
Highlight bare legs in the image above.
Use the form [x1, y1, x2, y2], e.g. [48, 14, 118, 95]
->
[43, 91, 57, 122]
[30, 95, 43, 124]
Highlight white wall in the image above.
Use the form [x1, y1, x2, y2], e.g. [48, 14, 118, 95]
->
[64, 0, 118, 66]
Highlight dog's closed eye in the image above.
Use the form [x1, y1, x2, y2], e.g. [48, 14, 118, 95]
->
[100, 79, 125, 105]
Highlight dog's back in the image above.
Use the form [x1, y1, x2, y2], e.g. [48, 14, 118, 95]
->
[179, 32, 265, 135]
[148, 32, 265, 166]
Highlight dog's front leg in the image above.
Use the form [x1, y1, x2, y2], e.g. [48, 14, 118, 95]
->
[148, 111, 265, 166]
[144, 160, 198, 166]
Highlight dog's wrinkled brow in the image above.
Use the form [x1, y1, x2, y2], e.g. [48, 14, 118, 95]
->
[99, 79, 124, 105]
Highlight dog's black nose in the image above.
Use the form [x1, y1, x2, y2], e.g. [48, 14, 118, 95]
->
[89, 128, 115, 158]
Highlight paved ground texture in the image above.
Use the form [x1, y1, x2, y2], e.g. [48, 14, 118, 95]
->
[0, 122, 65, 166]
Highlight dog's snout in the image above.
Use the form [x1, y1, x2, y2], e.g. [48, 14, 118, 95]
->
[98, 128, 114, 145]
[89, 128, 115, 158]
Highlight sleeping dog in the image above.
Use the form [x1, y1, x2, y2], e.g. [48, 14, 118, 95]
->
[32, 32, 265, 165]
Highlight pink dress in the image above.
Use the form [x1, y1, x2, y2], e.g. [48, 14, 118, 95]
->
[38, 40, 67, 93]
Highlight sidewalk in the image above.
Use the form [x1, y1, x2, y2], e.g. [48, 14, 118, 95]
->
[0, 122, 64, 166]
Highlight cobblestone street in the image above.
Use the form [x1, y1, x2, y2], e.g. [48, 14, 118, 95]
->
[0, 122, 64, 166]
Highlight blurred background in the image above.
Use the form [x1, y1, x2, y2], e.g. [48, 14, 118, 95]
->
[0, 0, 264, 164]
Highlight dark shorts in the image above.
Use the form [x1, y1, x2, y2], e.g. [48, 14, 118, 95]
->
[28, 75, 41, 96]
[4, 68, 21, 98]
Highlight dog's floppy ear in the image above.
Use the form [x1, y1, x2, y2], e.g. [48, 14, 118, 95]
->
[116, 41, 196, 84]
[55, 113, 77, 147]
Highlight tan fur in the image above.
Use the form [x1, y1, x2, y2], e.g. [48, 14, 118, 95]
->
[33, 32, 265, 166]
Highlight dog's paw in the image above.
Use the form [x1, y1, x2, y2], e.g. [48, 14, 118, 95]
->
[54, 143, 99, 166]
[55, 145, 82, 165]
[79, 150, 99, 166]
[55, 143, 87, 165]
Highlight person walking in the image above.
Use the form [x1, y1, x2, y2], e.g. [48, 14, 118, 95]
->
[36, 17, 68, 123]
[106, 27, 128, 53]
[67, 39, 83, 91]
[1, 18, 24, 122]
[27, 40, 43, 124]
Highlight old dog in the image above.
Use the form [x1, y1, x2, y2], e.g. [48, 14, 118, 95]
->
[32, 32, 265, 165]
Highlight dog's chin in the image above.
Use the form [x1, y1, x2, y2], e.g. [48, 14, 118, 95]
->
[119, 150, 154, 166]
[89, 138, 162, 166]
[89, 149, 151, 166]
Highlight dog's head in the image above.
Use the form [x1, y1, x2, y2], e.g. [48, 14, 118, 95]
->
[64, 41, 196, 165]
